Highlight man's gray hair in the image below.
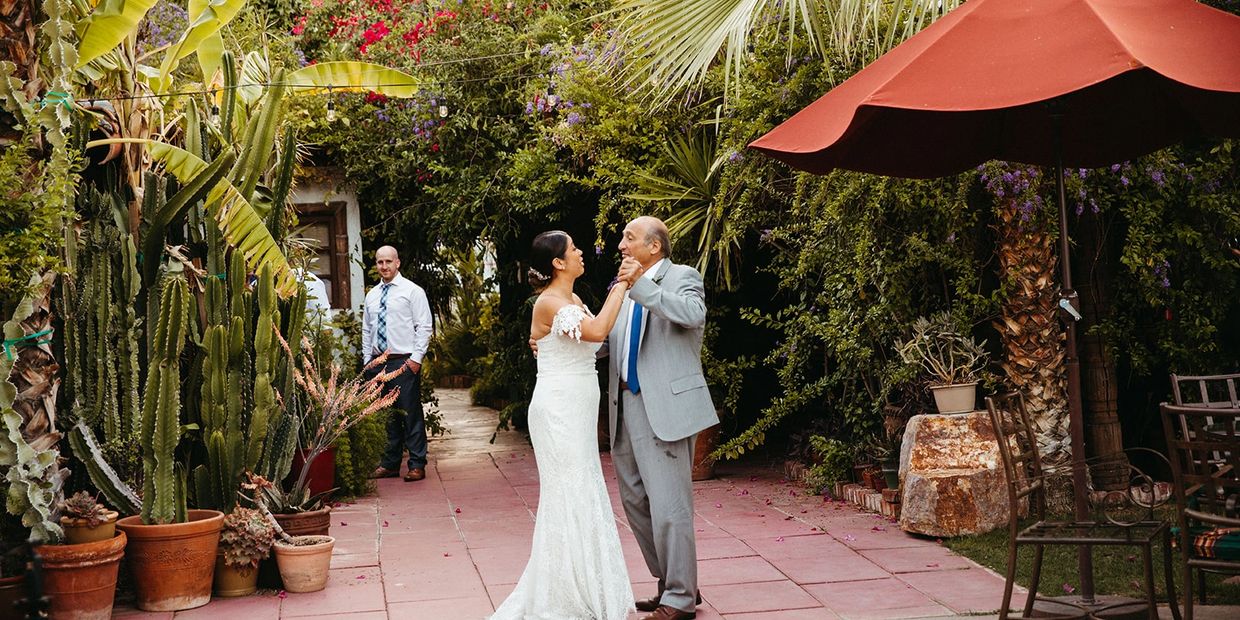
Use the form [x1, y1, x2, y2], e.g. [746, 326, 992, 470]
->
[646, 225, 671, 258]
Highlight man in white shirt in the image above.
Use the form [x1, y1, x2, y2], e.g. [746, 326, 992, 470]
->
[362, 246, 434, 482]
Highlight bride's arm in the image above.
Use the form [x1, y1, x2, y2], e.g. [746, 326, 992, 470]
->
[577, 281, 630, 342]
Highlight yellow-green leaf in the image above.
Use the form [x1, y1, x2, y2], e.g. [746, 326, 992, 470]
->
[197, 31, 224, 85]
[84, 138, 299, 298]
[158, 0, 246, 87]
[285, 62, 420, 98]
[77, 0, 161, 68]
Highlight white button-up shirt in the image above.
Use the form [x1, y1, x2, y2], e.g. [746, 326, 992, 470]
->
[620, 258, 664, 382]
[361, 273, 433, 364]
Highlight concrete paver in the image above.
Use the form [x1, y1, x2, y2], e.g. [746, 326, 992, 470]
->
[108, 389, 1240, 619]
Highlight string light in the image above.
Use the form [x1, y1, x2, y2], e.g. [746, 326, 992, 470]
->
[325, 87, 336, 122]
[438, 104, 449, 118]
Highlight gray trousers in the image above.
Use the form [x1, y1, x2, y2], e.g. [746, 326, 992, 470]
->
[613, 391, 698, 613]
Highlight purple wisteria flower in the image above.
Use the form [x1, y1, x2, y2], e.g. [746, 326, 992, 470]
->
[136, 1, 188, 57]
[728, 150, 743, 164]
[565, 111, 581, 126]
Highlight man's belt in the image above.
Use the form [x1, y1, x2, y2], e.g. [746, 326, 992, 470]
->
[376, 352, 412, 360]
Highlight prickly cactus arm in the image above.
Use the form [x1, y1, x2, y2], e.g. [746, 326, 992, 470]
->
[120, 233, 141, 437]
[140, 275, 189, 524]
[68, 422, 141, 516]
[248, 264, 278, 472]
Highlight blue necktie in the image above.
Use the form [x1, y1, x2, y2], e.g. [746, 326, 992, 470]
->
[376, 283, 391, 354]
[627, 302, 642, 394]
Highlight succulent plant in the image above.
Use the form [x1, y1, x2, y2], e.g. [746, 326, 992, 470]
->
[219, 507, 276, 570]
[58, 491, 113, 528]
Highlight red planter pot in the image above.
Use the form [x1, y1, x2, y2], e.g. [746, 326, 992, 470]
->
[291, 446, 336, 498]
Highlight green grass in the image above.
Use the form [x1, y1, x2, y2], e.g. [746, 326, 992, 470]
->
[945, 510, 1240, 605]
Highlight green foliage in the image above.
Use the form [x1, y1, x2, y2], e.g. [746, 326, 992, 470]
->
[801, 436, 855, 495]
[333, 410, 385, 498]
[895, 311, 989, 386]
[0, 139, 74, 316]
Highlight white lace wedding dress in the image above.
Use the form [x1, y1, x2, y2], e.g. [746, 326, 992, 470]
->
[489, 304, 635, 620]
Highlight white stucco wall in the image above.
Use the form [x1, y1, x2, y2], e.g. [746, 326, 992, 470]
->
[291, 171, 366, 313]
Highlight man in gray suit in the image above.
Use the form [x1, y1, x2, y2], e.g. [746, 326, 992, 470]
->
[610, 216, 718, 620]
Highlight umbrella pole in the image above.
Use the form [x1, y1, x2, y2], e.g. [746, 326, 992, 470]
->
[1055, 144, 1097, 604]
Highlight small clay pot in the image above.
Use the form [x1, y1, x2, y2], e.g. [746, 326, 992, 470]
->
[273, 505, 331, 537]
[213, 552, 260, 598]
[60, 510, 119, 545]
[273, 535, 334, 593]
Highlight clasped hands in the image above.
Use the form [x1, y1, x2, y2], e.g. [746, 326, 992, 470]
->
[529, 258, 644, 356]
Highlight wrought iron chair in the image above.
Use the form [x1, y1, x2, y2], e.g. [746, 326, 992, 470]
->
[1160, 402, 1240, 620]
[986, 391, 1178, 620]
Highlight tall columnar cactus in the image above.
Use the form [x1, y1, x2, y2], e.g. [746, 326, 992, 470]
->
[140, 273, 190, 525]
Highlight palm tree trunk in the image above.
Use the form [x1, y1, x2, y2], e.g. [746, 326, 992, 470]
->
[994, 196, 1074, 511]
[0, 0, 40, 144]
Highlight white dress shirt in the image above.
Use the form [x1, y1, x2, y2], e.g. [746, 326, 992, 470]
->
[296, 268, 331, 315]
[361, 273, 433, 364]
[620, 258, 664, 382]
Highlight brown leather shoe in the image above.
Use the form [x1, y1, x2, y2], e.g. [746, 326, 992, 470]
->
[636, 592, 701, 612]
[404, 467, 425, 482]
[640, 606, 695, 620]
[369, 466, 399, 479]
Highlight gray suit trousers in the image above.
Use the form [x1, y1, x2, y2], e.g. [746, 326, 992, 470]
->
[613, 390, 698, 613]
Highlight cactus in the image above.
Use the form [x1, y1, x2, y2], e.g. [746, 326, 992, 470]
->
[139, 273, 190, 525]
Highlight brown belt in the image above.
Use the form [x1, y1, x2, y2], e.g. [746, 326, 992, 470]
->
[618, 380, 639, 394]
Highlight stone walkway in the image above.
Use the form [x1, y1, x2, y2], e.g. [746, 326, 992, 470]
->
[115, 389, 1231, 619]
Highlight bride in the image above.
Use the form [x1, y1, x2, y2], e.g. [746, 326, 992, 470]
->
[489, 231, 636, 620]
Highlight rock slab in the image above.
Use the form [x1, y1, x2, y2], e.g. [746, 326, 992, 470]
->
[899, 411, 1020, 537]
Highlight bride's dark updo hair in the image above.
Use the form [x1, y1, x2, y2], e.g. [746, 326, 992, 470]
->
[528, 230, 569, 289]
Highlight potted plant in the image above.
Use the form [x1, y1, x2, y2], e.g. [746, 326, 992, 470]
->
[57, 491, 118, 545]
[113, 275, 225, 612]
[895, 312, 989, 414]
[214, 507, 275, 597]
[0, 520, 29, 618]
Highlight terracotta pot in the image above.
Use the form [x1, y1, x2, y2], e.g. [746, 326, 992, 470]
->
[60, 511, 119, 545]
[0, 574, 26, 619]
[273, 536, 334, 593]
[273, 505, 331, 538]
[291, 446, 336, 498]
[39, 531, 127, 620]
[213, 553, 259, 598]
[929, 382, 978, 414]
[116, 509, 224, 611]
[691, 425, 721, 481]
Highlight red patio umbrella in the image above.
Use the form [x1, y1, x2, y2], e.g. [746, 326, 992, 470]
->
[749, 0, 1240, 606]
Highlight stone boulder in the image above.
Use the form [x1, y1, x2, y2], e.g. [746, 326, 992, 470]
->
[899, 410, 1022, 537]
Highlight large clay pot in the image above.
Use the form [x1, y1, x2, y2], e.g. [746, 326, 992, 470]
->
[116, 510, 224, 611]
[929, 382, 978, 414]
[0, 574, 26, 619]
[291, 446, 336, 498]
[273, 505, 331, 538]
[273, 536, 334, 593]
[213, 553, 259, 598]
[691, 424, 721, 481]
[60, 511, 119, 545]
[39, 531, 127, 620]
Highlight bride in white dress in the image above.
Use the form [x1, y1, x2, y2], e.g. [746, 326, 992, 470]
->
[489, 231, 636, 620]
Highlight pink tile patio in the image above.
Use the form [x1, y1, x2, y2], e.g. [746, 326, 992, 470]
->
[111, 388, 1081, 619]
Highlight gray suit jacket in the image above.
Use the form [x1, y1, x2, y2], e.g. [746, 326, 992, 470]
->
[606, 260, 719, 444]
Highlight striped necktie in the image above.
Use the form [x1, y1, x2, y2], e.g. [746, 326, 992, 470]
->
[376, 283, 392, 354]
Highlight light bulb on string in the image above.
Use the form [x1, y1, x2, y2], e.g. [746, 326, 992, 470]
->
[438, 105, 448, 118]
[325, 87, 336, 123]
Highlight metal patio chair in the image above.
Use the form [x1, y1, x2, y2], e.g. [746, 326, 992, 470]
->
[986, 391, 1178, 620]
